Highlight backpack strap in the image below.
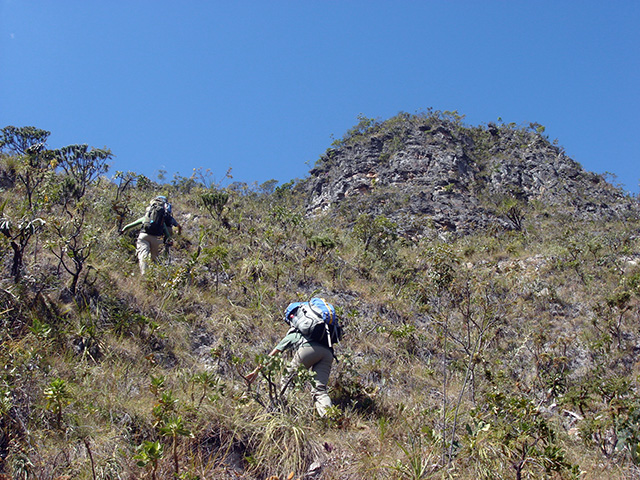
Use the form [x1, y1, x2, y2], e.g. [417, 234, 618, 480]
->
[325, 323, 332, 349]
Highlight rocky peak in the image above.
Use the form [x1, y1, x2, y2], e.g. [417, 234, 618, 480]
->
[305, 111, 636, 235]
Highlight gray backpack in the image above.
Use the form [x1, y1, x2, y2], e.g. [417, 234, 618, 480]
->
[284, 298, 342, 348]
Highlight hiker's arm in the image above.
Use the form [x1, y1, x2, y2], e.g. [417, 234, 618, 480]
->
[168, 216, 182, 235]
[172, 219, 182, 235]
[163, 218, 181, 242]
[245, 347, 282, 384]
[245, 331, 299, 383]
[121, 217, 143, 234]
[163, 223, 172, 242]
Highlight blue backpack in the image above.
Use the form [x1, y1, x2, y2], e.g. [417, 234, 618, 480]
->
[284, 298, 342, 347]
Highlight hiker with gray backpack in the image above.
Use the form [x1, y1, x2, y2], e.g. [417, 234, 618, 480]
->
[245, 297, 343, 417]
[121, 195, 181, 274]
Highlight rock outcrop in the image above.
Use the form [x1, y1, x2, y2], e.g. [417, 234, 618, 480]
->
[304, 112, 636, 235]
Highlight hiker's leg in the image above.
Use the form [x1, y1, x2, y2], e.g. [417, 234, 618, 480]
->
[293, 345, 334, 416]
[283, 349, 308, 393]
[137, 233, 163, 273]
[136, 234, 152, 274]
[147, 235, 162, 262]
[310, 348, 333, 417]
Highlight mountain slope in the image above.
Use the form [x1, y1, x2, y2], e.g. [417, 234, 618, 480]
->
[2, 120, 640, 479]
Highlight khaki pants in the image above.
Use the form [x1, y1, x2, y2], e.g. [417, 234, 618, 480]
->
[290, 344, 334, 417]
[136, 232, 164, 274]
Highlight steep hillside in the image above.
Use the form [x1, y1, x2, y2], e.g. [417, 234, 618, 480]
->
[2, 121, 640, 480]
[306, 111, 636, 235]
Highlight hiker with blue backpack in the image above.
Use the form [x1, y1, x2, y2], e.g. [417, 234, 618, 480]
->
[121, 195, 181, 274]
[245, 298, 343, 417]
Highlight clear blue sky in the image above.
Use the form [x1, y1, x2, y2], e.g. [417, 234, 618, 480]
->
[2, 1, 639, 193]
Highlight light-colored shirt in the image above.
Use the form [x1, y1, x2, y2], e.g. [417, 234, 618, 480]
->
[275, 330, 310, 352]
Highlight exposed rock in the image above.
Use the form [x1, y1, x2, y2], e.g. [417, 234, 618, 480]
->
[304, 112, 637, 236]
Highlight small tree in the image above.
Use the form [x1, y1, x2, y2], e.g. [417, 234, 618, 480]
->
[159, 416, 193, 477]
[0, 125, 50, 154]
[111, 171, 138, 230]
[0, 201, 45, 281]
[200, 189, 229, 227]
[353, 213, 398, 255]
[203, 244, 229, 294]
[0, 126, 55, 211]
[499, 197, 526, 232]
[44, 378, 71, 430]
[135, 441, 164, 480]
[463, 389, 577, 479]
[307, 234, 337, 262]
[54, 144, 112, 200]
[48, 204, 97, 295]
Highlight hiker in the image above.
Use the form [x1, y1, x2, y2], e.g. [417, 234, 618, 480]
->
[121, 195, 181, 274]
[245, 298, 342, 417]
